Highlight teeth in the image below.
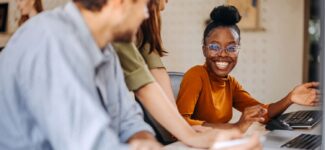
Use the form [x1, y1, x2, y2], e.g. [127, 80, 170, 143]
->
[215, 62, 229, 69]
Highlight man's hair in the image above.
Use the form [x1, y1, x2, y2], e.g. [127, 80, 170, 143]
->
[73, 0, 108, 11]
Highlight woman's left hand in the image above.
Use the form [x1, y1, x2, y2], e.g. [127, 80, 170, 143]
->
[289, 82, 320, 106]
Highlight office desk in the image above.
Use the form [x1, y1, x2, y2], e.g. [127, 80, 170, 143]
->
[164, 104, 321, 150]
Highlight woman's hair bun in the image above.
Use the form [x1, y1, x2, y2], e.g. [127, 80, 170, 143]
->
[210, 5, 241, 25]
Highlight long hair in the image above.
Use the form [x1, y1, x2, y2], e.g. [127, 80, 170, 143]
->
[18, 0, 44, 26]
[137, 0, 167, 57]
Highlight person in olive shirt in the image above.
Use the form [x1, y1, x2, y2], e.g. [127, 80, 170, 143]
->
[113, 0, 262, 150]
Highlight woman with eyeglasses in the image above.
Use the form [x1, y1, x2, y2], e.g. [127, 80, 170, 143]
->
[176, 5, 320, 133]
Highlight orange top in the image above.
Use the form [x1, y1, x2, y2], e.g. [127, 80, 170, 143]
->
[176, 65, 269, 125]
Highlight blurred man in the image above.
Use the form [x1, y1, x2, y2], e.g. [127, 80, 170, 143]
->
[0, 0, 162, 149]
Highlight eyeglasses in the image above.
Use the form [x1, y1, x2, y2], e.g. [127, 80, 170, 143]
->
[206, 43, 240, 55]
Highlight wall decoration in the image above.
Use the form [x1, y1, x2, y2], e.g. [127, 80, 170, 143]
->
[0, 3, 8, 32]
[227, 0, 262, 31]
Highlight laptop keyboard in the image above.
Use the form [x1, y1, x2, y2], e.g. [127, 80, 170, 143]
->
[279, 110, 321, 127]
[281, 134, 321, 150]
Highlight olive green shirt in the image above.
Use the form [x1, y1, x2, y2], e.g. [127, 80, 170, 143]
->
[114, 43, 165, 91]
[140, 43, 165, 69]
[113, 43, 153, 91]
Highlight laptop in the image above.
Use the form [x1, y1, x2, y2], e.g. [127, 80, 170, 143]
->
[263, 130, 321, 150]
[279, 110, 321, 129]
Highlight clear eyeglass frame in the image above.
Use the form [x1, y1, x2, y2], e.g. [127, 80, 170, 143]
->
[206, 43, 240, 56]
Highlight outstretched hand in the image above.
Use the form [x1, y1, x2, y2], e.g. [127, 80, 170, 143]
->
[290, 82, 320, 106]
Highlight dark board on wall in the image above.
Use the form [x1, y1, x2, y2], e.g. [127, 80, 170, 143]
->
[0, 3, 8, 33]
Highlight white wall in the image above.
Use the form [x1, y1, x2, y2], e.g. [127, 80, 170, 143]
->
[161, 0, 305, 104]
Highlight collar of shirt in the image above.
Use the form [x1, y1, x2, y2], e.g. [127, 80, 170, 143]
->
[63, 2, 110, 68]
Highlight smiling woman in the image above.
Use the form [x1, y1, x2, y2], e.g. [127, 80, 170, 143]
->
[176, 5, 320, 134]
[202, 5, 241, 79]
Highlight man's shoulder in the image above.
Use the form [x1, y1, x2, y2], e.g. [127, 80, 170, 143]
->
[10, 15, 71, 49]
[36, 9, 75, 36]
[4, 8, 87, 66]
[11, 5, 81, 47]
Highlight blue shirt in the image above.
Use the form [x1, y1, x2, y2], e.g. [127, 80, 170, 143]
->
[0, 2, 153, 150]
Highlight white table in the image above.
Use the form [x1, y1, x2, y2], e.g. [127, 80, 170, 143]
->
[164, 104, 321, 150]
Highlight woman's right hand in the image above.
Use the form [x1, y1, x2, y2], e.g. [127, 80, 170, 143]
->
[236, 105, 267, 132]
[183, 128, 263, 149]
[183, 128, 242, 148]
[213, 133, 262, 150]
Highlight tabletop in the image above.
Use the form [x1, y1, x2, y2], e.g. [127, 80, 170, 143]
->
[164, 104, 321, 150]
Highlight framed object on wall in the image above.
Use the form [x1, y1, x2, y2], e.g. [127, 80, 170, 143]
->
[227, 0, 262, 31]
[0, 3, 8, 33]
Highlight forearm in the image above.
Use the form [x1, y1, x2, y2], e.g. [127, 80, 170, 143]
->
[135, 82, 197, 143]
[203, 122, 236, 129]
[150, 68, 176, 105]
[268, 93, 293, 118]
[203, 122, 246, 133]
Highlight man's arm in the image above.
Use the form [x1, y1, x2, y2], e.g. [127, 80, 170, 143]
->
[18, 33, 130, 150]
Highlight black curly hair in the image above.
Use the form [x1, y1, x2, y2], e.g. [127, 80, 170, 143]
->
[203, 5, 242, 45]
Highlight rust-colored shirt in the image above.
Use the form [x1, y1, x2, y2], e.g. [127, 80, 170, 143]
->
[176, 65, 269, 125]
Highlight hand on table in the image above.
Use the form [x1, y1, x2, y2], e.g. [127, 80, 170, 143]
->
[128, 131, 162, 150]
[183, 128, 242, 148]
[236, 105, 267, 132]
[129, 139, 162, 150]
[211, 133, 262, 150]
